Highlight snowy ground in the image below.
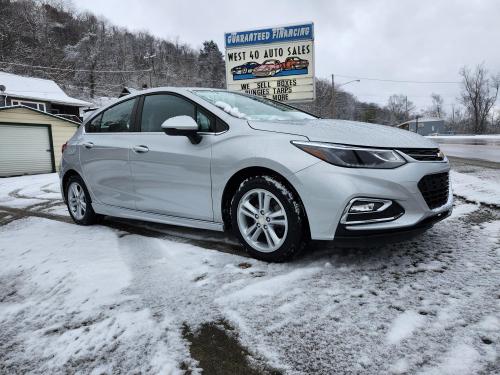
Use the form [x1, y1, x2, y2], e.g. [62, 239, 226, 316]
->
[0, 163, 499, 374]
[428, 135, 500, 163]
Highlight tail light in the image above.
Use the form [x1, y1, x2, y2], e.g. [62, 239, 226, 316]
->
[62, 141, 68, 154]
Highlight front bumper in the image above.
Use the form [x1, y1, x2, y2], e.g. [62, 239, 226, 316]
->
[291, 160, 453, 241]
[333, 208, 451, 247]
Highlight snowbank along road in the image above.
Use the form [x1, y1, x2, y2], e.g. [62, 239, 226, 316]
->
[0, 158, 499, 374]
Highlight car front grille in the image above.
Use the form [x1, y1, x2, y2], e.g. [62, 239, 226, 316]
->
[398, 148, 444, 161]
[418, 172, 450, 209]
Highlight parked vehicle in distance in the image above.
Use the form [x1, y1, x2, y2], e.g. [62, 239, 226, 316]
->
[231, 61, 260, 75]
[60, 88, 452, 262]
[282, 56, 309, 70]
[252, 59, 282, 77]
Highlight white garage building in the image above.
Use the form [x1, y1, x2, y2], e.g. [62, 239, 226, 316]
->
[0, 106, 80, 177]
[0, 72, 91, 177]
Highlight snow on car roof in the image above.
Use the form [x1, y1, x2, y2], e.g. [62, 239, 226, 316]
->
[0, 71, 92, 107]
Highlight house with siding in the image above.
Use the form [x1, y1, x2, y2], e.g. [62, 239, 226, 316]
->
[396, 117, 447, 136]
[0, 71, 91, 122]
[0, 72, 91, 177]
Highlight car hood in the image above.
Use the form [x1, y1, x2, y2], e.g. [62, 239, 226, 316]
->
[247, 119, 438, 148]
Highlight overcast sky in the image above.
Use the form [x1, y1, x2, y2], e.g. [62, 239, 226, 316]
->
[72, 0, 500, 111]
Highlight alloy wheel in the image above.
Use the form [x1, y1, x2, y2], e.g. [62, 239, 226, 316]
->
[68, 182, 87, 220]
[237, 188, 288, 252]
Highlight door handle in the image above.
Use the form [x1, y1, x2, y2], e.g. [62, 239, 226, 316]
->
[132, 145, 149, 153]
[83, 142, 94, 149]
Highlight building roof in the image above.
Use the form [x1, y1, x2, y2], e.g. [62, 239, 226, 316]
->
[0, 105, 80, 126]
[0, 71, 92, 107]
[398, 117, 444, 126]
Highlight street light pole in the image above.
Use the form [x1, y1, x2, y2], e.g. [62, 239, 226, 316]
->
[331, 77, 360, 119]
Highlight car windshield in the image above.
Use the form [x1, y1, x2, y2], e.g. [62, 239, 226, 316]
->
[193, 90, 317, 121]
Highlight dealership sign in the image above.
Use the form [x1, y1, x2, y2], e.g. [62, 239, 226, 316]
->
[225, 23, 315, 102]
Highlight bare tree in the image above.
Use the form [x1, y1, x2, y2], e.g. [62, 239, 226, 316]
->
[459, 64, 500, 134]
[386, 94, 415, 124]
[426, 93, 445, 118]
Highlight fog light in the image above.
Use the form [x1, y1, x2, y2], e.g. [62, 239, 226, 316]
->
[349, 202, 379, 213]
[341, 198, 404, 225]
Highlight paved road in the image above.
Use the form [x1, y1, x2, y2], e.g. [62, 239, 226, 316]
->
[432, 137, 500, 163]
[440, 143, 500, 163]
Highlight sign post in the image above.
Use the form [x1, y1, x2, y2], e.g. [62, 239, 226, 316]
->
[225, 23, 315, 103]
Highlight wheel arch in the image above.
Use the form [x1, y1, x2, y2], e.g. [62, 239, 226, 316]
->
[61, 169, 87, 203]
[221, 166, 310, 235]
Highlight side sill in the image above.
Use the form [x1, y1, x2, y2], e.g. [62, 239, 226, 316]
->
[92, 203, 224, 232]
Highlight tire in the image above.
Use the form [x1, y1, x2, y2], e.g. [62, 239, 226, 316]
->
[65, 175, 102, 225]
[230, 175, 307, 262]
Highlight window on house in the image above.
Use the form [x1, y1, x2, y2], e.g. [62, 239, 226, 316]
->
[11, 100, 46, 112]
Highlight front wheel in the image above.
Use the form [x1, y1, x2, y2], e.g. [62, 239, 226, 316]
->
[230, 176, 307, 262]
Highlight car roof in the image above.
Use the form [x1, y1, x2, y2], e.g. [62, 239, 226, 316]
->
[83, 87, 228, 122]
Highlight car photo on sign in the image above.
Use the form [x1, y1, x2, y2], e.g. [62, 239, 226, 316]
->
[282, 56, 309, 70]
[230, 61, 260, 75]
[231, 57, 310, 80]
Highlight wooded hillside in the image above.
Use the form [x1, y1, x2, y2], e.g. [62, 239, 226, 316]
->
[0, 0, 225, 100]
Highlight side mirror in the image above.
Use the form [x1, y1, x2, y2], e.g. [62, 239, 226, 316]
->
[161, 116, 202, 144]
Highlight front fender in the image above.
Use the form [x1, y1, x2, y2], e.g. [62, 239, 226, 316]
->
[210, 129, 314, 223]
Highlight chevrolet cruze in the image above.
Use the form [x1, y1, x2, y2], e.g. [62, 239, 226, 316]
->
[60, 88, 452, 261]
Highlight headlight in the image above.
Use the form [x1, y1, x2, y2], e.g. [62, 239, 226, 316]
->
[291, 141, 406, 169]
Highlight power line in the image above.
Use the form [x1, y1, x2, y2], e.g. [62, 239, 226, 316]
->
[0, 61, 150, 74]
[1, 61, 462, 84]
[334, 74, 461, 85]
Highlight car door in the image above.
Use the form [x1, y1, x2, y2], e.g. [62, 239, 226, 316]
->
[129, 93, 213, 221]
[79, 98, 138, 209]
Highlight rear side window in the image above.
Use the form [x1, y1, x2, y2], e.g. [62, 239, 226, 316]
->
[100, 99, 136, 133]
[141, 94, 195, 132]
[86, 114, 102, 133]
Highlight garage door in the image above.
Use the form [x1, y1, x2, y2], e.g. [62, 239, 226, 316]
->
[0, 124, 54, 177]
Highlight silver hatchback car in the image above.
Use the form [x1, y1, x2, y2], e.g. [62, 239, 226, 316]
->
[60, 88, 452, 261]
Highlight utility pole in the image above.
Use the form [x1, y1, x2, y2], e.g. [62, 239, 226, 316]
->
[144, 53, 157, 88]
[405, 96, 408, 121]
[331, 75, 360, 119]
[331, 74, 335, 118]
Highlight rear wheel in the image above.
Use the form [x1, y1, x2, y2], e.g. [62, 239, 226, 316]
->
[230, 176, 307, 262]
[66, 175, 102, 225]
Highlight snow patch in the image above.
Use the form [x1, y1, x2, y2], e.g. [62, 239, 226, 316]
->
[451, 170, 500, 206]
[477, 315, 499, 331]
[387, 310, 425, 344]
[0, 173, 60, 208]
[419, 343, 481, 375]
[390, 358, 409, 374]
[0, 218, 189, 373]
[217, 267, 322, 303]
[214, 101, 247, 118]
[449, 202, 479, 219]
